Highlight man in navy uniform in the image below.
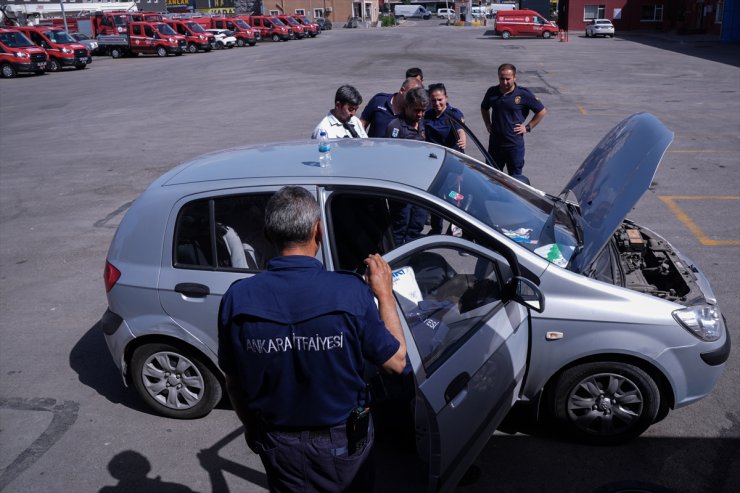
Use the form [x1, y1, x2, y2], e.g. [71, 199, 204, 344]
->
[480, 63, 547, 176]
[218, 186, 407, 492]
[360, 77, 422, 138]
[385, 87, 430, 246]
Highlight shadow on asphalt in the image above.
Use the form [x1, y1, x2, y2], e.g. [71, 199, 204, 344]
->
[614, 34, 740, 68]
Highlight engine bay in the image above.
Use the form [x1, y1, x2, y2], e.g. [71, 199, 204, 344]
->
[613, 222, 706, 304]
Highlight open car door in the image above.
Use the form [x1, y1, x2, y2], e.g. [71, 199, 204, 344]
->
[383, 235, 542, 492]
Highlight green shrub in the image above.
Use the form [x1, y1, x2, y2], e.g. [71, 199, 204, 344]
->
[381, 15, 397, 27]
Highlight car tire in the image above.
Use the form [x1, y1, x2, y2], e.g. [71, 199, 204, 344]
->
[187, 43, 197, 54]
[74, 64, 86, 70]
[110, 48, 123, 59]
[249, 40, 257, 46]
[131, 342, 222, 419]
[236, 38, 245, 47]
[48, 58, 62, 72]
[271, 33, 280, 42]
[157, 46, 167, 57]
[547, 362, 660, 445]
[543, 31, 551, 39]
[1, 62, 16, 78]
[502, 31, 511, 39]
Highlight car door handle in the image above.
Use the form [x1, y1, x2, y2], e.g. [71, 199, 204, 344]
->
[444, 372, 471, 408]
[174, 283, 210, 298]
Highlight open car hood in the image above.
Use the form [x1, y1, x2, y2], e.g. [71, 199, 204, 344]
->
[562, 113, 674, 273]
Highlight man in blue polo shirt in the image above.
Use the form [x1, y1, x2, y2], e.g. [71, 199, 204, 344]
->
[360, 77, 422, 138]
[218, 186, 407, 492]
[480, 63, 547, 176]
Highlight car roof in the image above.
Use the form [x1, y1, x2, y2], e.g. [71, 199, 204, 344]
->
[162, 139, 447, 190]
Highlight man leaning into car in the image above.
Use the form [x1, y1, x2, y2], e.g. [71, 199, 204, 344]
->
[217, 186, 407, 492]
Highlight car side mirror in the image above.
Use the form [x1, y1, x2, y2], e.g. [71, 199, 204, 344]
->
[510, 276, 545, 313]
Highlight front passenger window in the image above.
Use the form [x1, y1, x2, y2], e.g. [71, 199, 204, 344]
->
[390, 246, 504, 373]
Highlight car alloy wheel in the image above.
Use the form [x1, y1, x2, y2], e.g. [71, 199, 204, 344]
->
[502, 31, 511, 39]
[131, 343, 222, 419]
[271, 33, 280, 42]
[543, 31, 551, 39]
[111, 48, 122, 59]
[48, 59, 62, 72]
[157, 46, 167, 57]
[548, 362, 660, 445]
[188, 43, 198, 54]
[236, 38, 245, 47]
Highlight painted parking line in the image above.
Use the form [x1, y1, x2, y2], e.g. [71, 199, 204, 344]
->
[658, 195, 740, 246]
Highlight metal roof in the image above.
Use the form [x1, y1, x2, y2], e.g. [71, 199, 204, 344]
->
[163, 138, 449, 191]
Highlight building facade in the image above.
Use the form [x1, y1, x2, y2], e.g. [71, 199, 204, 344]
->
[558, 0, 727, 35]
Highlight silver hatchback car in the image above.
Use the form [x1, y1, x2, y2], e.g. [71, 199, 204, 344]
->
[101, 113, 728, 487]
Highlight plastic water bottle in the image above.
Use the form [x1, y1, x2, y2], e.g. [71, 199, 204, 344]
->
[318, 130, 331, 167]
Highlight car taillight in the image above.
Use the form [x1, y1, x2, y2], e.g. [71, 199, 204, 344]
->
[104, 261, 121, 292]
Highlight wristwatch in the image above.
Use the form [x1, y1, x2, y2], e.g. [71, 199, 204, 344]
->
[525, 124, 531, 133]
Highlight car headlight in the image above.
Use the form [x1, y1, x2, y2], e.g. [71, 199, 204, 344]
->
[673, 305, 724, 342]
[168, 37, 174, 43]
[61, 47, 73, 54]
[199, 35, 206, 40]
[14, 51, 30, 59]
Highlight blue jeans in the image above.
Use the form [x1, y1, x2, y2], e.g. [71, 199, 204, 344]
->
[253, 420, 374, 493]
[489, 145, 525, 176]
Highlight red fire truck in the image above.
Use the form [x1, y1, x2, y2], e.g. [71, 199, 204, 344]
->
[16, 26, 91, 72]
[0, 27, 47, 78]
[97, 21, 186, 58]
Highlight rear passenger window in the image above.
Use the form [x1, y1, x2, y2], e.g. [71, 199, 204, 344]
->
[173, 194, 278, 271]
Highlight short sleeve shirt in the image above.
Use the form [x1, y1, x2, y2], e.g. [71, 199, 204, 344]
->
[386, 117, 426, 141]
[481, 85, 544, 148]
[424, 106, 465, 151]
[311, 112, 368, 139]
[360, 92, 397, 138]
[218, 256, 400, 428]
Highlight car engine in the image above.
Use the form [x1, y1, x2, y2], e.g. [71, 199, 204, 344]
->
[614, 222, 706, 304]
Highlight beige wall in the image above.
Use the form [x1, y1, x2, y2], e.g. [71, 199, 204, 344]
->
[265, 1, 380, 24]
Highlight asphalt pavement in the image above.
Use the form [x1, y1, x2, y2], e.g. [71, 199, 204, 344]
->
[0, 20, 739, 493]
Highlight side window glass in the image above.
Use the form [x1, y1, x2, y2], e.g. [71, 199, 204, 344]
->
[213, 195, 278, 270]
[390, 246, 503, 373]
[173, 194, 278, 271]
[144, 26, 153, 37]
[174, 199, 213, 268]
[132, 25, 141, 35]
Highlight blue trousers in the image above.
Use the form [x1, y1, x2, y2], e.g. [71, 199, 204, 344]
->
[489, 145, 525, 176]
[253, 420, 375, 493]
[390, 202, 428, 246]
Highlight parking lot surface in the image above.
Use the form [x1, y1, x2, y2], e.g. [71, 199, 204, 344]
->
[1, 21, 739, 493]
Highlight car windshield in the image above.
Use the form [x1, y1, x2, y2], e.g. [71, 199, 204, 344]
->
[284, 17, 299, 25]
[156, 24, 177, 35]
[44, 30, 76, 44]
[186, 22, 206, 33]
[0, 31, 35, 47]
[234, 19, 251, 29]
[271, 17, 286, 26]
[113, 15, 128, 27]
[72, 33, 89, 40]
[300, 16, 313, 24]
[428, 153, 579, 266]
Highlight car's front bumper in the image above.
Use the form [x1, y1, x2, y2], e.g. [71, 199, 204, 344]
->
[12, 60, 47, 73]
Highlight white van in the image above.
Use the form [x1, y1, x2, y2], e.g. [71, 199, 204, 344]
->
[394, 5, 432, 19]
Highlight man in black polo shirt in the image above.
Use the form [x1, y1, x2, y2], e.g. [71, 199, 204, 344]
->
[480, 63, 547, 176]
